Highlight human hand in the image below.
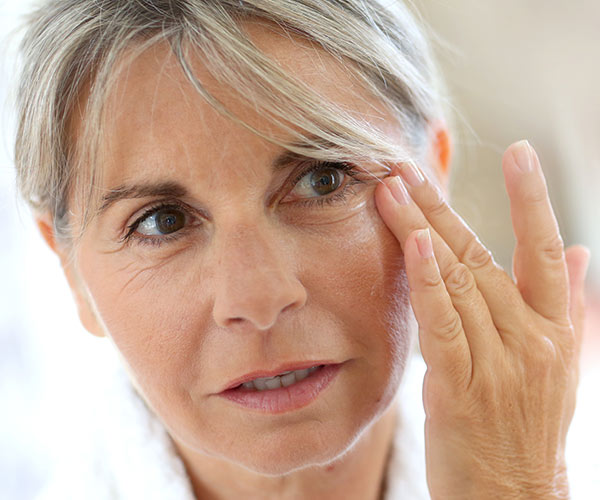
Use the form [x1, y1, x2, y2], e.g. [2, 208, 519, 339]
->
[374, 141, 591, 499]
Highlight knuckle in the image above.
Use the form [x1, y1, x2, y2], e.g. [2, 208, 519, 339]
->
[538, 233, 565, 263]
[445, 263, 476, 296]
[421, 272, 443, 290]
[521, 186, 549, 206]
[524, 335, 560, 376]
[435, 311, 463, 341]
[422, 187, 448, 218]
[459, 236, 494, 270]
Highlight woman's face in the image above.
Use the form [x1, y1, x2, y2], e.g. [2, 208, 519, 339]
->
[64, 22, 422, 474]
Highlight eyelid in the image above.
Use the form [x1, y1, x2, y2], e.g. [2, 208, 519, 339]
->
[290, 160, 356, 184]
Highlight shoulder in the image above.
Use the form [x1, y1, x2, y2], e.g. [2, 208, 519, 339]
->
[35, 362, 195, 500]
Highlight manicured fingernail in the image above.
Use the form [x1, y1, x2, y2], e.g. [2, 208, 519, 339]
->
[399, 162, 425, 187]
[416, 228, 433, 259]
[512, 140, 534, 173]
[386, 176, 410, 205]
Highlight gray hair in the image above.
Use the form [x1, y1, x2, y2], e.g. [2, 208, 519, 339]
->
[14, 0, 444, 248]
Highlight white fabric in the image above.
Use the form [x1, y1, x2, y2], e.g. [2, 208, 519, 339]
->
[385, 355, 429, 500]
[36, 355, 428, 500]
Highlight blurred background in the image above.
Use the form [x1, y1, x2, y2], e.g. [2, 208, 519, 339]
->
[1, 0, 598, 498]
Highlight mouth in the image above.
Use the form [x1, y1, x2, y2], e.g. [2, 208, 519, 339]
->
[220, 361, 338, 393]
[217, 362, 344, 414]
[231, 365, 324, 392]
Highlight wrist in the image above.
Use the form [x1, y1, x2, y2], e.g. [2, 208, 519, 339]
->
[472, 465, 570, 500]
[429, 459, 570, 500]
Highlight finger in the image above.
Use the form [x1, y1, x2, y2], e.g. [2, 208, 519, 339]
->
[564, 245, 591, 352]
[404, 228, 472, 383]
[503, 141, 570, 324]
[375, 178, 502, 358]
[387, 161, 527, 334]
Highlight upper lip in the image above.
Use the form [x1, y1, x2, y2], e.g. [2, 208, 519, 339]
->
[220, 360, 338, 392]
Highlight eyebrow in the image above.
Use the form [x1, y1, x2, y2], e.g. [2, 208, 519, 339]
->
[96, 149, 309, 217]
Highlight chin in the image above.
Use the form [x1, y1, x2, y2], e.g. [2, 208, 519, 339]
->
[233, 426, 364, 477]
[228, 394, 396, 477]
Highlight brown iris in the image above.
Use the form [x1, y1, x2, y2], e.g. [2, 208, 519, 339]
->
[155, 208, 185, 234]
[310, 166, 342, 196]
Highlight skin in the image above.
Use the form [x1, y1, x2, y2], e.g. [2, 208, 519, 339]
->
[376, 147, 590, 498]
[36, 20, 590, 500]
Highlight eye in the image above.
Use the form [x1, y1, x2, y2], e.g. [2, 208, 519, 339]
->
[122, 161, 365, 247]
[135, 206, 186, 236]
[292, 164, 343, 198]
[288, 162, 358, 202]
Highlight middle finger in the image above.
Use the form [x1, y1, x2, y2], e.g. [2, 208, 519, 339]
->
[378, 164, 526, 333]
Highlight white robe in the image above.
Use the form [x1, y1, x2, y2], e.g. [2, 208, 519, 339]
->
[36, 355, 428, 500]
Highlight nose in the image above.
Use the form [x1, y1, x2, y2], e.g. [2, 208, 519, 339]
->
[211, 223, 307, 331]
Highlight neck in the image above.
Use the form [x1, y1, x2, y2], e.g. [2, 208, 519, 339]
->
[175, 402, 398, 500]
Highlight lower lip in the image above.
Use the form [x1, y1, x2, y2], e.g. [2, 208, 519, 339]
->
[217, 364, 342, 414]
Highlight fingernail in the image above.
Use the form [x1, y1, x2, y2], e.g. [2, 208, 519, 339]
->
[399, 162, 425, 187]
[416, 228, 433, 259]
[386, 176, 410, 205]
[512, 140, 534, 173]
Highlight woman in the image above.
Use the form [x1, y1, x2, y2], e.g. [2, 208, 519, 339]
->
[14, 0, 590, 498]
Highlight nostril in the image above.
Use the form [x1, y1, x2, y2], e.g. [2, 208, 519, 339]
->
[281, 301, 299, 315]
[212, 272, 307, 330]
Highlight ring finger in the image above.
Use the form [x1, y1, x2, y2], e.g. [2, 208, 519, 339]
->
[375, 174, 502, 358]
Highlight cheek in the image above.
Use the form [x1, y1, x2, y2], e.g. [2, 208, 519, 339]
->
[78, 251, 209, 421]
[305, 196, 412, 330]
[299, 197, 414, 386]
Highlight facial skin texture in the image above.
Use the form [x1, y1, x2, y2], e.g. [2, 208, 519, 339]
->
[40, 21, 450, 500]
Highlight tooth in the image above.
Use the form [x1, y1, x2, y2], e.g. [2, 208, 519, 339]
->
[253, 378, 268, 391]
[264, 377, 282, 390]
[280, 372, 296, 387]
[240, 366, 325, 392]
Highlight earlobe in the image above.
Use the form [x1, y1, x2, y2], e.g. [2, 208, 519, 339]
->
[35, 213, 106, 338]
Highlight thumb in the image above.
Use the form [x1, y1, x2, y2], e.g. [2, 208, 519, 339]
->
[564, 245, 591, 351]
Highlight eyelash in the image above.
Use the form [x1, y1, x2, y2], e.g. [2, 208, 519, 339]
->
[122, 161, 365, 247]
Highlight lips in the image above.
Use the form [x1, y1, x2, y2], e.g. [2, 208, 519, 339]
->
[220, 360, 339, 392]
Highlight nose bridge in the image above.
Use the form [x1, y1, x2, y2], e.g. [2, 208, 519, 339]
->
[212, 220, 306, 330]
[222, 223, 279, 273]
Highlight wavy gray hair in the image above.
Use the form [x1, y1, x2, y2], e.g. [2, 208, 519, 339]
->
[14, 0, 444, 247]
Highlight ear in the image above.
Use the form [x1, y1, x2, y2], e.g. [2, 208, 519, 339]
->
[425, 119, 452, 196]
[36, 213, 105, 338]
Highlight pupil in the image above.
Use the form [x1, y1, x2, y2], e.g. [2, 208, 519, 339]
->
[310, 168, 341, 196]
[156, 209, 184, 234]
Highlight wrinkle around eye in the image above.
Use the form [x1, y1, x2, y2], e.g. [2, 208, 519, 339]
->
[113, 243, 196, 295]
[284, 197, 371, 228]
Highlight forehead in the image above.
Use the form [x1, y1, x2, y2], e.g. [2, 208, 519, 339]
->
[76, 19, 399, 192]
